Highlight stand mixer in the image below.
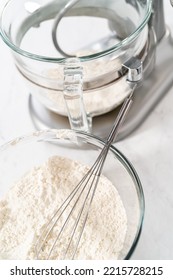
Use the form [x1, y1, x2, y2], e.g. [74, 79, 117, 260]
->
[0, 0, 173, 140]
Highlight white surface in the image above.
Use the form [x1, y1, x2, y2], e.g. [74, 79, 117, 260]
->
[0, 1, 173, 259]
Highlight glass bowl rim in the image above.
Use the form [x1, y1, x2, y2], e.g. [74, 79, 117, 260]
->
[0, 0, 152, 63]
[0, 128, 145, 259]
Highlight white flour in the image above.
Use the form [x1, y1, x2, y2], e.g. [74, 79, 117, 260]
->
[0, 156, 127, 259]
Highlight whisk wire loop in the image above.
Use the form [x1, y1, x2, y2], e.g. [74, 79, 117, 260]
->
[49, 166, 99, 259]
[63, 153, 107, 259]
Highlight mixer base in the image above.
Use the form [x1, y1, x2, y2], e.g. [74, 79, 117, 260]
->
[29, 29, 173, 141]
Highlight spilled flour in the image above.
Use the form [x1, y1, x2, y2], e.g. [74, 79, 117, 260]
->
[0, 156, 127, 259]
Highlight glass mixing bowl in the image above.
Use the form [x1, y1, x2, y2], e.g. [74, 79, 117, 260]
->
[0, 0, 152, 130]
[0, 129, 144, 259]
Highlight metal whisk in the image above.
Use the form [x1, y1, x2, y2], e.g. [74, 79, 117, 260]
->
[35, 89, 135, 260]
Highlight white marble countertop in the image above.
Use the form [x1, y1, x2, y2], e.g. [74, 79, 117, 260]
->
[0, 1, 173, 260]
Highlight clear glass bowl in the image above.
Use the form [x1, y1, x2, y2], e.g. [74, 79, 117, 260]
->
[0, 129, 144, 259]
[0, 0, 152, 118]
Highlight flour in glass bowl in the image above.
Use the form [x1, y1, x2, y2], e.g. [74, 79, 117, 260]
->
[0, 156, 127, 259]
[42, 52, 130, 117]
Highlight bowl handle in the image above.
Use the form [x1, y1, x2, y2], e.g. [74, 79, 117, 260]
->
[63, 57, 90, 132]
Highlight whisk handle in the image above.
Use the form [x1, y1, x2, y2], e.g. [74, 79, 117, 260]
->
[107, 88, 135, 145]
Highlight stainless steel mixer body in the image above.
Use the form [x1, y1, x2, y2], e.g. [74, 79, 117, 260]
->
[119, 0, 173, 140]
